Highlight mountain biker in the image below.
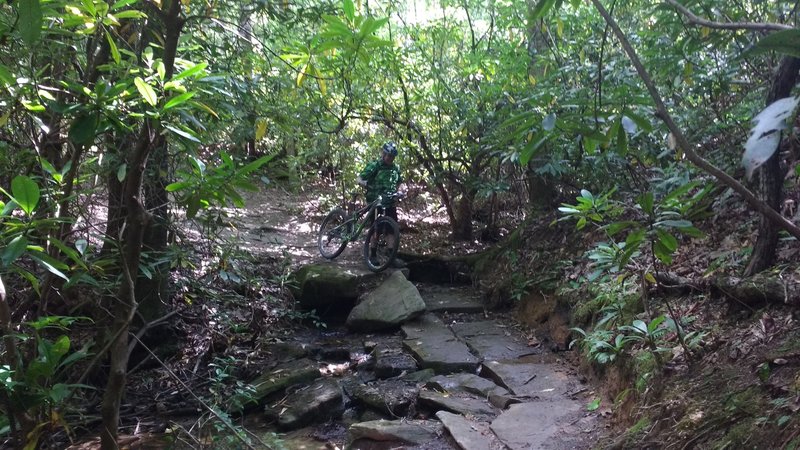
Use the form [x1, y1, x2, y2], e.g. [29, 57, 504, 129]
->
[357, 141, 404, 266]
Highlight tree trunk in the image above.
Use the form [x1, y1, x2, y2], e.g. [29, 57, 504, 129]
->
[100, 3, 183, 447]
[100, 125, 152, 450]
[137, 137, 169, 322]
[744, 56, 800, 276]
[135, 0, 185, 322]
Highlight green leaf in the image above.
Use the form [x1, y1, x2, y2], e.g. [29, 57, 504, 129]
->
[750, 29, 800, 59]
[111, 10, 147, 19]
[2, 235, 28, 266]
[586, 398, 601, 411]
[530, 0, 556, 20]
[134, 77, 158, 106]
[69, 114, 98, 145]
[117, 163, 127, 182]
[743, 96, 799, 179]
[29, 252, 69, 281]
[48, 238, 88, 269]
[17, 0, 43, 46]
[638, 192, 654, 215]
[11, 175, 40, 215]
[520, 131, 549, 166]
[111, 0, 139, 10]
[165, 181, 191, 192]
[172, 62, 208, 81]
[623, 108, 653, 132]
[604, 221, 637, 237]
[239, 154, 275, 175]
[656, 229, 678, 253]
[654, 240, 673, 265]
[162, 92, 195, 110]
[105, 29, 121, 64]
[616, 119, 628, 155]
[343, 0, 355, 22]
[164, 124, 201, 143]
[0, 64, 14, 87]
[656, 219, 692, 229]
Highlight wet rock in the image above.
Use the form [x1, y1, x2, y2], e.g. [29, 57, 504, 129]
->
[401, 368, 436, 383]
[426, 373, 510, 398]
[419, 284, 485, 314]
[249, 358, 320, 404]
[264, 378, 344, 430]
[346, 271, 427, 332]
[491, 402, 580, 450]
[346, 379, 419, 417]
[450, 321, 532, 361]
[347, 419, 444, 448]
[291, 263, 362, 312]
[402, 314, 479, 374]
[436, 411, 498, 450]
[487, 393, 522, 410]
[418, 390, 497, 418]
[374, 345, 418, 378]
[480, 361, 570, 400]
[262, 341, 319, 362]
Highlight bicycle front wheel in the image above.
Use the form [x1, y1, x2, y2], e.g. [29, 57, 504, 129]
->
[318, 208, 350, 259]
[363, 217, 400, 272]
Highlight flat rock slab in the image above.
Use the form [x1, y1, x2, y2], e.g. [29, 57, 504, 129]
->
[451, 321, 534, 361]
[345, 379, 419, 417]
[427, 373, 510, 398]
[491, 402, 581, 450]
[418, 284, 485, 314]
[402, 314, 479, 374]
[436, 411, 499, 450]
[374, 346, 419, 378]
[480, 361, 571, 401]
[418, 390, 497, 418]
[347, 419, 444, 447]
[264, 378, 344, 430]
[250, 358, 320, 403]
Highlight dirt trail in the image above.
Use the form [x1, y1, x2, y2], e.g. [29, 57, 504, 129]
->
[235, 187, 606, 449]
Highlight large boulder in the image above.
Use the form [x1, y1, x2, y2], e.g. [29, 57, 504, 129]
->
[346, 271, 426, 332]
[291, 263, 362, 312]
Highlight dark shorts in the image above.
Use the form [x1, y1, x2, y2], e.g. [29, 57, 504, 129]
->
[376, 205, 398, 233]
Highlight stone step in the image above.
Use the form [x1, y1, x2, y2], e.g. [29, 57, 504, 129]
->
[451, 321, 536, 361]
[401, 313, 479, 374]
[436, 411, 502, 450]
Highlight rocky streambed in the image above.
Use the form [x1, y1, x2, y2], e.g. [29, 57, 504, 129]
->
[238, 264, 604, 449]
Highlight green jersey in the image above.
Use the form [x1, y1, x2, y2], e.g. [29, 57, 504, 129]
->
[359, 158, 403, 204]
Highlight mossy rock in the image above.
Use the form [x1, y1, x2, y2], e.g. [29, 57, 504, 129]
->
[290, 263, 362, 311]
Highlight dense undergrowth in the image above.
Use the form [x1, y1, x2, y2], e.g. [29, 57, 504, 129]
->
[475, 179, 800, 449]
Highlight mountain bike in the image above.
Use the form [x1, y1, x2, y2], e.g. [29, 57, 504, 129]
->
[317, 191, 402, 272]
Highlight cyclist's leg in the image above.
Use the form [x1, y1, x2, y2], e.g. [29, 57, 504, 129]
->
[384, 206, 399, 250]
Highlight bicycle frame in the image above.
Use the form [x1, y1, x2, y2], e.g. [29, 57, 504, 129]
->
[344, 194, 391, 243]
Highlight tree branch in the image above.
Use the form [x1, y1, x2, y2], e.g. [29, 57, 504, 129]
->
[590, 0, 800, 241]
[664, 0, 792, 32]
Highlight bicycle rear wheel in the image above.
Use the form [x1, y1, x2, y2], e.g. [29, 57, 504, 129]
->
[363, 217, 399, 272]
[318, 208, 350, 259]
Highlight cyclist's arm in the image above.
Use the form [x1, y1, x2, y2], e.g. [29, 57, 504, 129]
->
[358, 161, 378, 187]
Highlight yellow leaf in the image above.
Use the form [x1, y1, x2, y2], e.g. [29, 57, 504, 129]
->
[557, 18, 563, 38]
[255, 119, 267, 141]
[528, 75, 536, 86]
[296, 63, 308, 87]
[701, 26, 710, 38]
[0, 110, 9, 127]
[645, 272, 657, 284]
[314, 66, 327, 95]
